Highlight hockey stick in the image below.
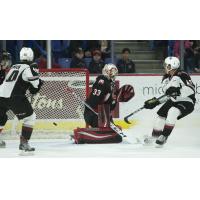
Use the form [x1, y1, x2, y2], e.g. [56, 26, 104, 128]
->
[124, 94, 167, 124]
[66, 87, 127, 138]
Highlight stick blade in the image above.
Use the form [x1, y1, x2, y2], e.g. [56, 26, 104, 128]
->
[124, 116, 131, 124]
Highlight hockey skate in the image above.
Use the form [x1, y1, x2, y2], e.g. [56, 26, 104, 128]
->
[19, 136, 35, 155]
[155, 135, 168, 148]
[19, 142, 35, 152]
[0, 140, 6, 148]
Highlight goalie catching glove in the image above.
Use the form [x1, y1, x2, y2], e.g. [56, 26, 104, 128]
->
[115, 84, 134, 102]
[144, 97, 160, 109]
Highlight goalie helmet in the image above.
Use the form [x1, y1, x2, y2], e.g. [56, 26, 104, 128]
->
[102, 63, 118, 81]
[20, 47, 34, 62]
[164, 56, 180, 73]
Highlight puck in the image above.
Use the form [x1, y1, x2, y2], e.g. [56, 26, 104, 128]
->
[53, 122, 57, 126]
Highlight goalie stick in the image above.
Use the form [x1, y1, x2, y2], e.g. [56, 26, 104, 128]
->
[66, 87, 127, 138]
[124, 94, 167, 124]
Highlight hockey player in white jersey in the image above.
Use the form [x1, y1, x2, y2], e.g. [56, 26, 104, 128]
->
[0, 47, 43, 151]
[144, 56, 196, 147]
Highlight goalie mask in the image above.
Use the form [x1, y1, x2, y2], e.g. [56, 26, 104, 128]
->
[102, 63, 118, 81]
[0, 51, 12, 69]
[164, 56, 180, 74]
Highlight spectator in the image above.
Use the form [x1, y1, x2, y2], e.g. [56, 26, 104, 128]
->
[116, 48, 136, 73]
[70, 47, 87, 68]
[84, 40, 100, 58]
[68, 41, 86, 57]
[88, 49, 105, 73]
[100, 40, 111, 59]
[68, 40, 103, 58]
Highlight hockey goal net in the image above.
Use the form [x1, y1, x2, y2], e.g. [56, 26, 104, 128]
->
[5, 68, 89, 138]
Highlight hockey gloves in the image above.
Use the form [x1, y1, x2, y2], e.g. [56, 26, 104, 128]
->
[144, 97, 160, 109]
[165, 87, 180, 97]
[29, 79, 44, 94]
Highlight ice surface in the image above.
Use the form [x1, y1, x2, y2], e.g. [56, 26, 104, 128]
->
[0, 125, 199, 158]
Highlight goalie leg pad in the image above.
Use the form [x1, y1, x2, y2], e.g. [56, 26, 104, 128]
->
[73, 127, 122, 144]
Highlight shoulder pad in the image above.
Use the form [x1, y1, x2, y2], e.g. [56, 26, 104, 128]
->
[177, 71, 191, 80]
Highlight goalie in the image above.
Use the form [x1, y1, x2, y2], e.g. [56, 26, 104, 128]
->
[74, 63, 134, 144]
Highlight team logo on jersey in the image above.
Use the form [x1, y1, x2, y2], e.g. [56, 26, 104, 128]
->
[98, 79, 104, 85]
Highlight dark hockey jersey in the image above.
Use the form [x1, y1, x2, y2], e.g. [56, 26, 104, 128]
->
[0, 62, 40, 98]
[86, 75, 114, 109]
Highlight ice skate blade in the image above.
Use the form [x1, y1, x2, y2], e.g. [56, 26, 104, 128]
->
[19, 150, 35, 156]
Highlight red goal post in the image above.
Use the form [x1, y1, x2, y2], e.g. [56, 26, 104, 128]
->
[5, 68, 90, 138]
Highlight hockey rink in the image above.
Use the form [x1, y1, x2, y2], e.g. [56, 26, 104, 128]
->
[0, 124, 199, 158]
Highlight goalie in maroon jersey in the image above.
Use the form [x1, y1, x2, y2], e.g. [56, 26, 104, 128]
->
[74, 63, 134, 144]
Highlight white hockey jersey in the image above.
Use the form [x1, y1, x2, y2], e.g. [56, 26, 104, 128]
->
[161, 71, 196, 104]
[0, 63, 40, 98]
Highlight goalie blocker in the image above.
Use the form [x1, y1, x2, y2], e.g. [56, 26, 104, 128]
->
[73, 84, 134, 144]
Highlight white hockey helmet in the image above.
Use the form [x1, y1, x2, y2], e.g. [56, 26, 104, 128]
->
[164, 56, 180, 73]
[102, 63, 118, 81]
[20, 47, 34, 62]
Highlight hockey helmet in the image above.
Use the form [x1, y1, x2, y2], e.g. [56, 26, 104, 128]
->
[164, 56, 180, 73]
[102, 63, 118, 81]
[20, 47, 34, 62]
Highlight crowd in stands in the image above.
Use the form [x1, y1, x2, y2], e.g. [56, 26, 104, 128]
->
[1, 40, 200, 74]
[150, 40, 200, 73]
